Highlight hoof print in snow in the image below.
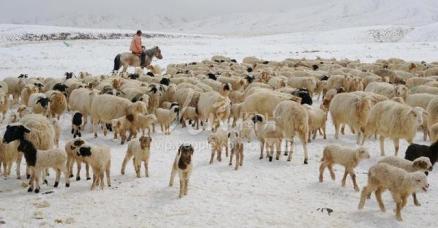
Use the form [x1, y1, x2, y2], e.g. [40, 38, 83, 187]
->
[42, 191, 54, 195]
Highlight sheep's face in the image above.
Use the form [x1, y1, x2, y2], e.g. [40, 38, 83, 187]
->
[139, 136, 152, 150]
[36, 97, 50, 108]
[147, 114, 158, 123]
[3, 125, 30, 144]
[356, 148, 370, 160]
[207, 135, 217, 146]
[395, 85, 408, 98]
[70, 139, 85, 151]
[251, 114, 264, 124]
[78, 146, 92, 157]
[411, 108, 424, 126]
[412, 173, 429, 193]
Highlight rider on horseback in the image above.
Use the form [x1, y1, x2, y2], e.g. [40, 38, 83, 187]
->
[130, 30, 146, 67]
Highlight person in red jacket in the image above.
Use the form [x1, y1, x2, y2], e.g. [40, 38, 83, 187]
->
[130, 30, 145, 67]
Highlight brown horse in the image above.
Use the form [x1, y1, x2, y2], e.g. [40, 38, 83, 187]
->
[113, 46, 163, 73]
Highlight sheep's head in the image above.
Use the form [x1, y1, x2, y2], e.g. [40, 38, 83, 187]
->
[251, 114, 264, 124]
[411, 172, 429, 193]
[36, 97, 50, 108]
[78, 146, 92, 157]
[160, 78, 170, 86]
[146, 114, 158, 123]
[207, 73, 217, 81]
[411, 107, 425, 127]
[177, 144, 194, 170]
[53, 83, 69, 92]
[139, 136, 152, 150]
[412, 157, 433, 174]
[395, 85, 408, 98]
[3, 125, 30, 144]
[65, 72, 74, 79]
[70, 138, 85, 151]
[355, 147, 370, 160]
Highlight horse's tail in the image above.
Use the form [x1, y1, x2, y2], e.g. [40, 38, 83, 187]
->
[113, 54, 121, 72]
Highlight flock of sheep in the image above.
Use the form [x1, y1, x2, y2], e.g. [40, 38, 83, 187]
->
[0, 55, 438, 221]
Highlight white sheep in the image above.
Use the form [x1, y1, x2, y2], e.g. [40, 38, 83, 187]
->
[207, 128, 229, 164]
[76, 144, 111, 190]
[155, 106, 179, 135]
[287, 76, 317, 96]
[65, 138, 90, 181]
[0, 141, 21, 178]
[121, 136, 152, 177]
[228, 130, 244, 170]
[362, 100, 424, 156]
[379, 155, 432, 205]
[358, 163, 429, 221]
[197, 91, 230, 131]
[252, 114, 284, 162]
[319, 144, 370, 191]
[134, 113, 158, 137]
[90, 94, 146, 137]
[365, 82, 408, 100]
[68, 88, 98, 126]
[304, 105, 327, 141]
[329, 92, 372, 144]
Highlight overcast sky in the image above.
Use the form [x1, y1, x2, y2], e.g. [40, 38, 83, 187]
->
[0, 0, 317, 22]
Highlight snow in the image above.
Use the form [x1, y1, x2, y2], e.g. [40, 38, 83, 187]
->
[1, 1, 438, 224]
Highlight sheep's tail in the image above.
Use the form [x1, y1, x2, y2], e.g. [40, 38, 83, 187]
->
[179, 90, 194, 121]
[113, 54, 121, 72]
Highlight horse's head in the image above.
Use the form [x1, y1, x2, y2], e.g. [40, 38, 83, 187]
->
[154, 46, 163, 59]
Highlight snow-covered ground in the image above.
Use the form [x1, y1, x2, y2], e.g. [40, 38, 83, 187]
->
[1, 19, 438, 227]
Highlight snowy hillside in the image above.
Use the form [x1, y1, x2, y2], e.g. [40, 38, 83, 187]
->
[2, 0, 438, 36]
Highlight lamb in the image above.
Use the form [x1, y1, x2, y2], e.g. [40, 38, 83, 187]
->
[155, 106, 179, 135]
[319, 144, 370, 191]
[71, 112, 84, 138]
[65, 138, 90, 181]
[228, 130, 244, 170]
[362, 100, 424, 156]
[238, 119, 254, 143]
[273, 101, 309, 163]
[0, 91, 8, 122]
[121, 136, 152, 177]
[304, 105, 327, 141]
[28, 93, 50, 115]
[47, 90, 67, 120]
[358, 163, 429, 221]
[379, 156, 432, 206]
[90, 94, 147, 137]
[75, 144, 111, 190]
[111, 114, 137, 144]
[169, 144, 194, 198]
[329, 92, 372, 144]
[252, 114, 284, 162]
[207, 128, 229, 164]
[133, 113, 157, 137]
[405, 140, 438, 168]
[9, 127, 70, 193]
[0, 141, 21, 178]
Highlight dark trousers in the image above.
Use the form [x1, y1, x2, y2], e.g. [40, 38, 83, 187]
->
[132, 52, 146, 67]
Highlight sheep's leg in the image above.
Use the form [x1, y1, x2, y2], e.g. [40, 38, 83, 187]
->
[341, 125, 345, 135]
[99, 171, 105, 190]
[217, 149, 222, 162]
[259, 142, 265, 160]
[209, 149, 215, 164]
[333, 121, 340, 139]
[301, 136, 309, 164]
[169, 166, 177, 187]
[16, 154, 22, 179]
[85, 163, 90, 180]
[356, 130, 362, 145]
[121, 154, 132, 175]
[358, 186, 373, 209]
[54, 168, 61, 187]
[423, 126, 428, 141]
[395, 200, 403, 221]
[267, 145, 273, 162]
[312, 130, 317, 140]
[328, 164, 336, 180]
[322, 125, 327, 139]
[240, 150, 243, 166]
[225, 145, 229, 158]
[235, 152, 239, 170]
[66, 158, 73, 178]
[62, 167, 70, 188]
[412, 193, 421, 206]
[287, 140, 294, 162]
[341, 169, 348, 187]
[284, 140, 289, 156]
[92, 118, 98, 138]
[379, 136, 385, 156]
[179, 179, 184, 198]
[184, 177, 189, 195]
[76, 160, 82, 180]
[375, 188, 386, 212]
[34, 170, 41, 193]
[319, 163, 326, 182]
[105, 164, 111, 187]
[275, 141, 281, 160]
[349, 169, 359, 191]
[229, 150, 234, 166]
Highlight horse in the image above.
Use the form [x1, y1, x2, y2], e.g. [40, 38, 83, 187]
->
[113, 46, 163, 73]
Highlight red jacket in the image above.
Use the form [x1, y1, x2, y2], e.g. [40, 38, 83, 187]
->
[130, 34, 142, 55]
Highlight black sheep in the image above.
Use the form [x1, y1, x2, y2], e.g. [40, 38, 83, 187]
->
[207, 73, 217, 81]
[71, 112, 84, 138]
[405, 140, 438, 169]
[65, 72, 74, 79]
[292, 89, 312, 105]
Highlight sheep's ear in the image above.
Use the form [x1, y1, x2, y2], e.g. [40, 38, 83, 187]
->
[22, 126, 31, 133]
[228, 132, 231, 138]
